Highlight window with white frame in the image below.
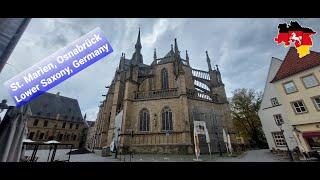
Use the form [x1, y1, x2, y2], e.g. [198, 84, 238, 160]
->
[302, 74, 319, 88]
[283, 81, 298, 94]
[271, 97, 280, 106]
[312, 96, 320, 110]
[292, 100, 307, 114]
[273, 114, 284, 125]
[272, 132, 286, 147]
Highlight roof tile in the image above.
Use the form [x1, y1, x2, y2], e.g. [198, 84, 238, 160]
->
[271, 47, 320, 82]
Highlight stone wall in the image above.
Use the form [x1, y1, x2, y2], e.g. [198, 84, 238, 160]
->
[130, 144, 193, 154]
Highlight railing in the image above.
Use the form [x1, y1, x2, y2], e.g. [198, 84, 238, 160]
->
[194, 80, 210, 91]
[192, 69, 211, 80]
[134, 88, 178, 100]
[187, 89, 219, 102]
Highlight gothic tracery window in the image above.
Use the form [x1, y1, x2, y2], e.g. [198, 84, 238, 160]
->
[161, 68, 169, 89]
[139, 108, 150, 132]
[162, 107, 173, 131]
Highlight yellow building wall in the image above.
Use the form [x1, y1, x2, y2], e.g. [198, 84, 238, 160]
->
[275, 66, 320, 125]
[274, 66, 320, 151]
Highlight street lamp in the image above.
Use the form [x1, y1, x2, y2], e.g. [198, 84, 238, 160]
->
[275, 120, 294, 161]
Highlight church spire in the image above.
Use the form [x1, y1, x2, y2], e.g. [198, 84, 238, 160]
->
[135, 27, 142, 52]
[131, 28, 143, 65]
[216, 64, 220, 72]
[154, 48, 157, 60]
[206, 51, 212, 71]
[174, 38, 179, 54]
[186, 50, 189, 60]
[186, 50, 190, 65]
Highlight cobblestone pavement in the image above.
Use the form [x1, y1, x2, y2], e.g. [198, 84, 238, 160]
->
[25, 149, 289, 162]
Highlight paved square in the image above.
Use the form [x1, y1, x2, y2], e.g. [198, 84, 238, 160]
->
[25, 149, 289, 162]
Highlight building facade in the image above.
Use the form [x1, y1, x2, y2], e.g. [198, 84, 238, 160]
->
[92, 29, 234, 154]
[271, 47, 320, 153]
[85, 121, 96, 150]
[0, 18, 31, 73]
[258, 57, 298, 151]
[26, 92, 87, 148]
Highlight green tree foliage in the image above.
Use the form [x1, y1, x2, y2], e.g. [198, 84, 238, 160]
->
[230, 88, 267, 149]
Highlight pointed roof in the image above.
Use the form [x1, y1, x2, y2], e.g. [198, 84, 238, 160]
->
[153, 48, 157, 60]
[164, 44, 174, 58]
[164, 49, 174, 58]
[206, 51, 212, 71]
[135, 27, 142, 51]
[186, 50, 189, 61]
[271, 47, 320, 82]
[131, 28, 143, 64]
[174, 38, 179, 53]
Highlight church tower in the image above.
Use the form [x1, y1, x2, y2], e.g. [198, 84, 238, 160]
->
[91, 28, 234, 154]
[131, 28, 143, 65]
[206, 51, 227, 103]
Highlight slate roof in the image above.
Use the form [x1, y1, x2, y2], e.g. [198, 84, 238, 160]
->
[164, 49, 174, 58]
[27, 92, 84, 123]
[271, 47, 320, 83]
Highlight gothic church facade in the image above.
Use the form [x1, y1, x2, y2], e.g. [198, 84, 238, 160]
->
[92, 29, 234, 154]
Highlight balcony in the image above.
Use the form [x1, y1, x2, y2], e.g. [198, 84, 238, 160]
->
[134, 88, 178, 100]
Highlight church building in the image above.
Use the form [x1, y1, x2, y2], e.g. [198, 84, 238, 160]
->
[92, 29, 234, 154]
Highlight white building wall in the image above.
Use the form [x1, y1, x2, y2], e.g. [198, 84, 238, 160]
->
[258, 58, 297, 150]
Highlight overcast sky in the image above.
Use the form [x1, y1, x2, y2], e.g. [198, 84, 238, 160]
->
[1, 18, 319, 121]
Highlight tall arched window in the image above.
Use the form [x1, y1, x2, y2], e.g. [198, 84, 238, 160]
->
[139, 108, 150, 132]
[162, 107, 173, 131]
[161, 68, 169, 89]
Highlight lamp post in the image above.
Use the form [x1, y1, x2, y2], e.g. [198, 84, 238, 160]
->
[275, 120, 294, 161]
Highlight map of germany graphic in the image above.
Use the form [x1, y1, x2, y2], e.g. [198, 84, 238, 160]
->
[275, 21, 316, 58]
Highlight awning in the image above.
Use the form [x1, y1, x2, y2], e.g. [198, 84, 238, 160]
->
[302, 131, 320, 138]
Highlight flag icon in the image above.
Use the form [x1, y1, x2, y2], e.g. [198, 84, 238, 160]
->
[275, 21, 316, 58]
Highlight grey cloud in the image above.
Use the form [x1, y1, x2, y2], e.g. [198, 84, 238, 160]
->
[1, 18, 320, 121]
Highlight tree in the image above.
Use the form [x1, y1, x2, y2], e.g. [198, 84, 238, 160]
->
[230, 88, 267, 149]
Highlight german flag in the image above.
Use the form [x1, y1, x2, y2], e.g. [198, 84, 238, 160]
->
[275, 21, 316, 58]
